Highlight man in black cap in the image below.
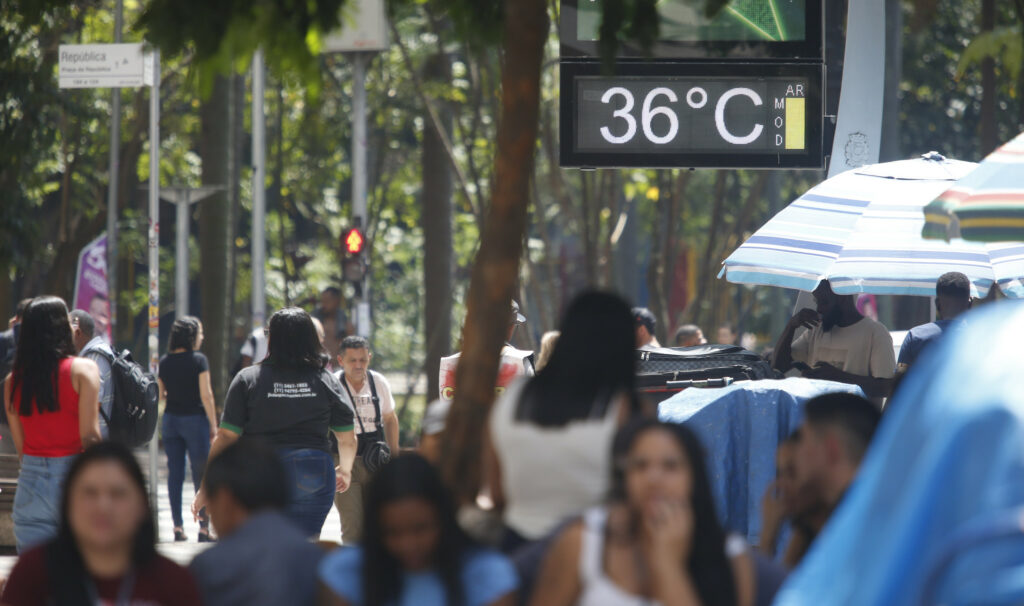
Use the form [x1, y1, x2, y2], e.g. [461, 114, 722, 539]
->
[632, 307, 661, 350]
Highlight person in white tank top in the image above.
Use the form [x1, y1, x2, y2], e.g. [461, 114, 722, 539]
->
[485, 291, 639, 553]
[528, 420, 756, 606]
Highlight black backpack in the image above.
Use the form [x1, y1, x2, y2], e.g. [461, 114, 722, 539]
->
[96, 349, 159, 448]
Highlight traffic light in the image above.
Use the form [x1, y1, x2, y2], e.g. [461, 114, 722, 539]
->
[343, 227, 365, 255]
[341, 226, 367, 286]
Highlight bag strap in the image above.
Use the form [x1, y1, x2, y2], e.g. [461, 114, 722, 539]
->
[366, 372, 381, 421]
[92, 347, 118, 365]
[88, 348, 117, 426]
[334, 371, 369, 434]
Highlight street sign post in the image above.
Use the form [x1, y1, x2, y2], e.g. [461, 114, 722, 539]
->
[61, 43, 163, 530]
[59, 43, 147, 88]
[322, 0, 390, 52]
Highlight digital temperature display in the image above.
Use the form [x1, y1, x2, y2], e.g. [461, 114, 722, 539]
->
[560, 62, 823, 169]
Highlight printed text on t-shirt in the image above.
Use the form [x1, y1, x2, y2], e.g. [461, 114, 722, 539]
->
[268, 382, 315, 399]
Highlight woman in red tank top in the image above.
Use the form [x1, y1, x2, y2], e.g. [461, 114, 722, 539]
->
[3, 296, 102, 553]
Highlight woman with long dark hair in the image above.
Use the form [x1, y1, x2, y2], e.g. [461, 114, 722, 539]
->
[529, 419, 755, 606]
[319, 454, 518, 606]
[487, 290, 641, 551]
[158, 315, 218, 542]
[0, 442, 202, 605]
[3, 296, 102, 553]
[192, 307, 357, 538]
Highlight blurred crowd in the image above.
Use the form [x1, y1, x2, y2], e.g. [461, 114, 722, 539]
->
[0, 267, 1012, 605]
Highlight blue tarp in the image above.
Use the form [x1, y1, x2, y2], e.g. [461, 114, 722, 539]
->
[774, 301, 1024, 606]
[658, 378, 865, 544]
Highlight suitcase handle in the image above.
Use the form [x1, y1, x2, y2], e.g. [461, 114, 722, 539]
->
[666, 377, 734, 389]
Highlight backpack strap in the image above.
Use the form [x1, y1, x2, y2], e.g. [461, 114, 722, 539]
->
[88, 348, 118, 426]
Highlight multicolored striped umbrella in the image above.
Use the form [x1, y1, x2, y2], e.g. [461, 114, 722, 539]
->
[924, 132, 1024, 242]
[720, 154, 1024, 298]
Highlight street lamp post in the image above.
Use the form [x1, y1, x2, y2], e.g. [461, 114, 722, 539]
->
[144, 185, 225, 318]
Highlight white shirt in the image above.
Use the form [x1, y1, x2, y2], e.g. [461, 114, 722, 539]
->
[489, 379, 621, 540]
[334, 369, 395, 435]
[239, 328, 268, 365]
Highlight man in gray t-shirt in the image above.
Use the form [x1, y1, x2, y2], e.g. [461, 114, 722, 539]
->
[70, 310, 114, 438]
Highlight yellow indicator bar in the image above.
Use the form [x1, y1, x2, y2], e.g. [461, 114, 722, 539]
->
[785, 98, 805, 150]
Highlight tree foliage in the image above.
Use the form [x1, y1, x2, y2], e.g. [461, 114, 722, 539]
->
[135, 0, 348, 93]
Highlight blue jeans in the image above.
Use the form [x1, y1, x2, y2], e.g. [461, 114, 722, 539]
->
[280, 448, 335, 538]
[162, 413, 210, 528]
[13, 455, 76, 553]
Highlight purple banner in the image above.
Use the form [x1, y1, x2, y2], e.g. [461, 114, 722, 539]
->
[73, 233, 111, 342]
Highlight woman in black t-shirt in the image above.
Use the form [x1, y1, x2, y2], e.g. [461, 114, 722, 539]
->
[192, 307, 357, 539]
[157, 316, 218, 542]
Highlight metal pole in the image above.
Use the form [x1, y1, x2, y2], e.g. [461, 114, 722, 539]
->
[827, 0, 885, 177]
[352, 52, 370, 337]
[147, 49, 161, 531]
[252, 49, 266, 330]
[106, 0, 123, 340]
[175, 195, 188, 318]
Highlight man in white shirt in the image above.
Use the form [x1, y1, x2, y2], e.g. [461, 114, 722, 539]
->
[333, 336, 399, 544]
[238, 326, 268, 368]
[773, 280, 895, 398]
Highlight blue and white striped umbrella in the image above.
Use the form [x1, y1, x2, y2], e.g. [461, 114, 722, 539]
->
[720, 154, 1024, 298]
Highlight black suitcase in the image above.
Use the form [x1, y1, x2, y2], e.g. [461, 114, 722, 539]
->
[636, 345, 778, 394]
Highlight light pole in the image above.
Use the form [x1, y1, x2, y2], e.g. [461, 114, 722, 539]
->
[252, 49, 267, 332]
[351, 51, 371, 337]
[143, 185, 225, 318]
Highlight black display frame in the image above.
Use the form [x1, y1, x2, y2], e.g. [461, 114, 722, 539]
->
[560, 61, 824, 169]
[560, 0, 824, 61]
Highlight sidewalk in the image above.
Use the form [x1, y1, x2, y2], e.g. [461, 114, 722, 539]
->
[0, 444, 344, 577]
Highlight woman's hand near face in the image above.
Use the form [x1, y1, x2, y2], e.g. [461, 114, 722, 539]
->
[645, 501, 707, 606]
[644, 500, 695, 565]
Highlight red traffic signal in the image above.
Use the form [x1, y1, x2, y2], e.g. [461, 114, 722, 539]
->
[343, 227, 365, 255]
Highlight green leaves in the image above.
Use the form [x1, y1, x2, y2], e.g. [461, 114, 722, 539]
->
[597, 0, 728, 69]
[957, 25, 1024, 83]
[598, 0, 658, 68]
[134, 0, 348, 95]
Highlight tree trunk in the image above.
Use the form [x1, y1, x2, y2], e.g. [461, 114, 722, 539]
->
[422, 51, 454, 402]
[440, 0, 548, 502]
[228, 73, 245, 346]
[980, 0, 997, 155]
[199, 75, 234, 406]
[0, 268, 11, 324]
